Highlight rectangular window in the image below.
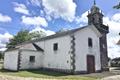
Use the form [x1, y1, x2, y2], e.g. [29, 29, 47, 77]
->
[29, 56, 35, 62]
[53, 43, 58, 51]
[88, 38, 93, 47]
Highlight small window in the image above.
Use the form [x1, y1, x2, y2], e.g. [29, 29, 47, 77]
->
[53, 43, 58, 51]
[29, 56, 35, 62]
[88, 38, 93, 47]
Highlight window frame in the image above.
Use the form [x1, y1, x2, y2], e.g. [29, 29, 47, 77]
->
[88, 38, 93, 48]
[53, 43, 58, 51]
[29, 56, 35, 62]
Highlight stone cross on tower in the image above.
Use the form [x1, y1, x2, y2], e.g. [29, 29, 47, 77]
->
[94, 0, 96, 5]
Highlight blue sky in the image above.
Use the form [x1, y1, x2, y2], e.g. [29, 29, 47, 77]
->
[0, 0, 120, 58]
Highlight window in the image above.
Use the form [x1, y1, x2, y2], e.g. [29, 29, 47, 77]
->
[29, 56, 35, 62]
[53, 43, 58, 51]
[88, 38, 93, 47]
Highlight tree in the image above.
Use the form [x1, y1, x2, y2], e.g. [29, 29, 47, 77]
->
[29, 31, 46, 40]
[6, 29, 46, 49]
[111, 57, 120, 67]
[6, 30, 31, 49]
[113, 2, 120, 9]
[0, 51, 4, 60]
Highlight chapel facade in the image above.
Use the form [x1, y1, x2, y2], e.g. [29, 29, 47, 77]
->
[87, 1, 109, 70]
[3, 1, 109, 74]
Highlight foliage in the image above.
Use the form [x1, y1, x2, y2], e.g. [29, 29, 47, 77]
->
[113, 2, 120, 9]
[6, 30, 31, 49]
[111, 57, 120, 67]
[6, 29, 46, 49]
[108, 57, 111, 61]
[29, 31, 46, 40]
[0, 52, 3, 60]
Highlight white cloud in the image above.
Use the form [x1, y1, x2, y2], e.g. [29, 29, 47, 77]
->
[45, 15, 52, 21]
[0, 48, 7, 51]
[0, 33, 13, 44]
[0, 13, 12, 22]
[42, 0, 77, 22]
[30, 27, 55, 36]
[107, 35, 120, 59]
[21, 16, 48, 27]
[75, 11, 88, 24]
[13, 2, 30, 15]
[103, 13, 120, 58]
[103, 16, 120, 33]
[0, 32, 13, 51]
[112, 13, 120, 22]
[28, 0, 41, 7]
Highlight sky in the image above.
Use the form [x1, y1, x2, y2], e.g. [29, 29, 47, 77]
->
[0, 0, 120, 58]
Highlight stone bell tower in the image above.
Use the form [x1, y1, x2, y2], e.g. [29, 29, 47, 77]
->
[87, 0, 109, 71]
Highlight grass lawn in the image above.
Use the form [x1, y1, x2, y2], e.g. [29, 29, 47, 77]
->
[0, 62, 100, 80]
[0, 69, 97, 80]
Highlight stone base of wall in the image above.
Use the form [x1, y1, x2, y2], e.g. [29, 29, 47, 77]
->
[74, 71, 87, 74]
[96, 70, 102, 73]
[40, 68, 89, 74]
[19, 67, 102, 74]
[41, 67, 72, 74]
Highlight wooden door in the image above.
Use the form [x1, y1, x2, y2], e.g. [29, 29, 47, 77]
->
[87, 55, 95, 73]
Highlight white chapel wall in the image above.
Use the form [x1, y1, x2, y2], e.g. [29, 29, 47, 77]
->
[36, 35, 72, 70]
[4, 50, 19, 71]
[20, 50, 43, 70]
[74, 26, 101, 72]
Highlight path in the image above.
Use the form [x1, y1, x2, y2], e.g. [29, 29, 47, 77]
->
[101, 75, 120, 80]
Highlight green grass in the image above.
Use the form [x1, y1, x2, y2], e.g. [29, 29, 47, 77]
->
[0, 62, 97, 80]
[0, 69, 97, 80]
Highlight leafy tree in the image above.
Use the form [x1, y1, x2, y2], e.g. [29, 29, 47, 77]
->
[6, 30, 31, 49]
[113, 2, 120, 9]
[6, 29, 46, 49]
[0, 51, 3, 60]
[111, 57, 120, 67]
[29, 31, 46, 40]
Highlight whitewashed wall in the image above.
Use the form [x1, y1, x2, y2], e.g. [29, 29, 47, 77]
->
[4, 50, 19, 71]
[35, 35, 71, 70]
[74, 26, 101, 72]
[20, 50, 43, 70]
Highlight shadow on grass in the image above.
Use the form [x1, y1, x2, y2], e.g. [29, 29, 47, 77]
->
[110, 67, 120, 70]
[0, 69, 97, 80]
[26, 69, 69, 77]
[0, 69, 69, 77]
[0, 69, 18, 73]
[112, 67, 120, 70]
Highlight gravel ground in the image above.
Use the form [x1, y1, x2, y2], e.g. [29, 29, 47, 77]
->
[0, 68, 120, 80]
[0, 75, 61, 80]
[101, 75, 120, 80]
[2, 74, 120, 80]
